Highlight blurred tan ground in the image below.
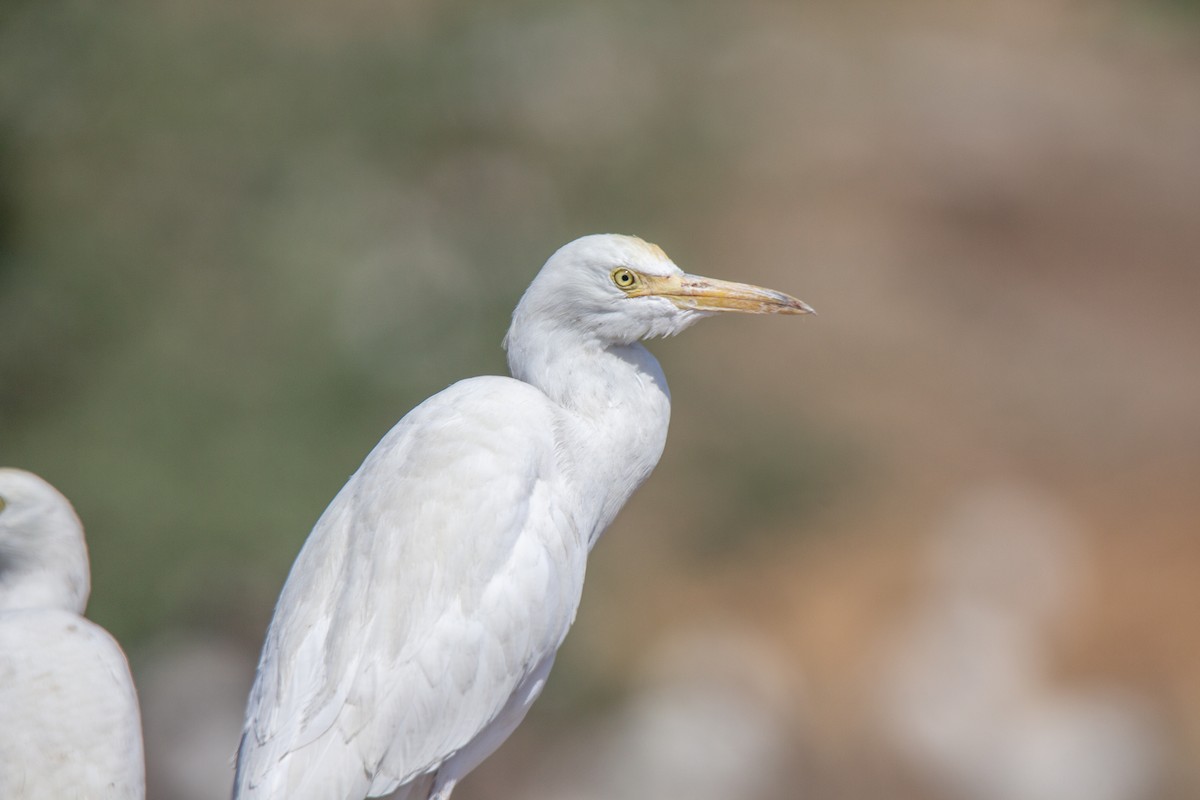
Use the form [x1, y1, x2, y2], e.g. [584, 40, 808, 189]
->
[1, 1, 1198, 798]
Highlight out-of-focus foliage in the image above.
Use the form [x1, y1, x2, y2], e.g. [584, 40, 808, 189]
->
[3, 1, 1199, 799]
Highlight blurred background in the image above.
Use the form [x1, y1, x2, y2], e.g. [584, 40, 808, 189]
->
[2, 0, 1199, 798]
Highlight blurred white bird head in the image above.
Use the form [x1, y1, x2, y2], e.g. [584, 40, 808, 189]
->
[0, 467, 91, 613]
[507, 234, 813, 349]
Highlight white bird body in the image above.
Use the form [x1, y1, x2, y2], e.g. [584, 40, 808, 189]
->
[234, 235, 810, 800]
[0, 609, 146, 799]
[0, 468, 145, 800]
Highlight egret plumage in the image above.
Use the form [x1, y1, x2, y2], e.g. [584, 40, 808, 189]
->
[0, 468, 145, 800]
[233, 234, 812, 800]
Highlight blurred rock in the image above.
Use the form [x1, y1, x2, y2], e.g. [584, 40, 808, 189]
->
[876, 483, 1163, 800]
[990, 689, 1162, 800]
[521, 626, 800, 800]
[928, 483, 1088, 637]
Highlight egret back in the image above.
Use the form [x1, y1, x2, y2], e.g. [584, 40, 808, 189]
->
[0, 609, 145, 799]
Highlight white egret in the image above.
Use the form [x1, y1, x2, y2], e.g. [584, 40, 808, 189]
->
[0, 468, 146, 799]
[234, 234, 812, 800]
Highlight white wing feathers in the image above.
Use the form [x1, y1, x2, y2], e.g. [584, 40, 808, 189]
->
[236, 377, 586, 799]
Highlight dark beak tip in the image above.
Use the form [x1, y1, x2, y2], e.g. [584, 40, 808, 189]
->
[789, 299, 816, 315]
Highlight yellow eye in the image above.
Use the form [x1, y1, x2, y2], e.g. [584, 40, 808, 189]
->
[0, 496, 6, 512]
[611, 268, 638, 290]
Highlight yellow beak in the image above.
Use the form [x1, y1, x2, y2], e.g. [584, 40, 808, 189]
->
[633, 273, 814, 315]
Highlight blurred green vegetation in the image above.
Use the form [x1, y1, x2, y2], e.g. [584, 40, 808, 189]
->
[1152, 0, 1200, 16]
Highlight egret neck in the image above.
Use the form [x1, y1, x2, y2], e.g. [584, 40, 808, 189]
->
[505, 313, 671, 551]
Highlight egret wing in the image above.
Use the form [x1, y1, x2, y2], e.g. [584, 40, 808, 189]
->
[236, 376, 583, 799]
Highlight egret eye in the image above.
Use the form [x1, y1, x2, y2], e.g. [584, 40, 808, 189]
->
[611, 268, 638, 290]
[0, 496, 5, 512]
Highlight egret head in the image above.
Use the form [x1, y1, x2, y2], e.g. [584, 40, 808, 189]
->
[0, 468, 90, 613]
[508, 234, 813, 350]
